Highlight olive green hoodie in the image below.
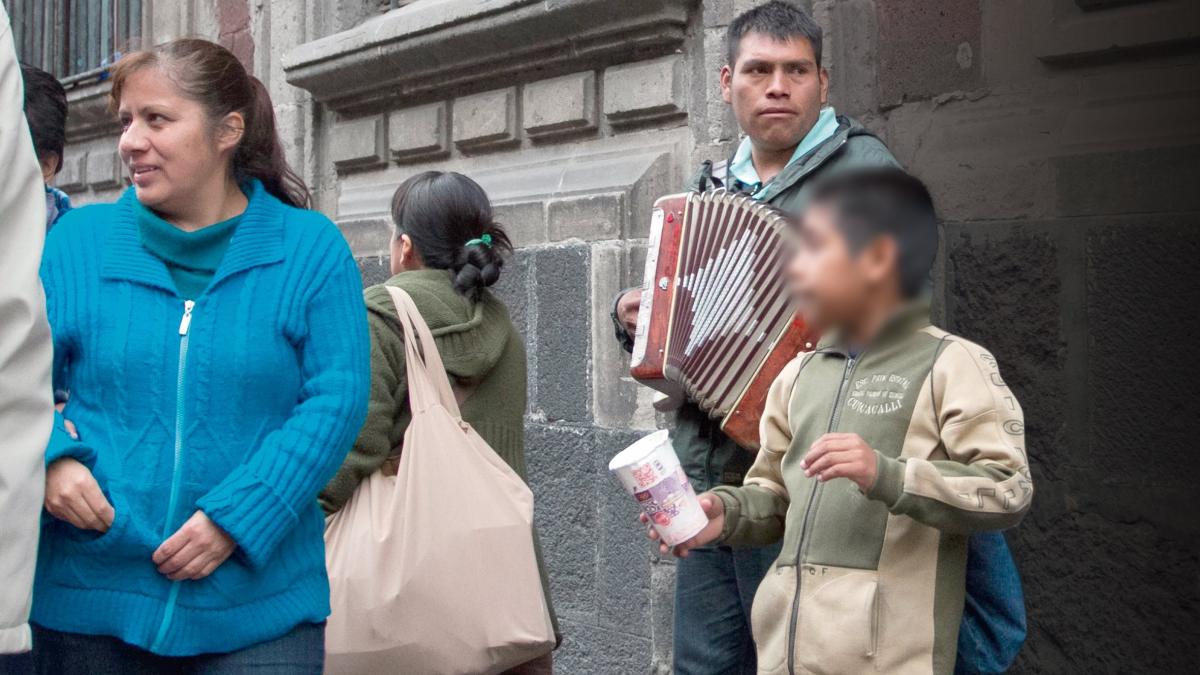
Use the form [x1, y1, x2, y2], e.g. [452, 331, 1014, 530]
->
[320, 268, 557, 635]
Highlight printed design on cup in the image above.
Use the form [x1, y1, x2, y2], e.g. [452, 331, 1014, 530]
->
[610, 430, 709, 547]
[634, 466, 692, 528]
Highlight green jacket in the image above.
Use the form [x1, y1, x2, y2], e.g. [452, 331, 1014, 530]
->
[320, 268, 558, 635]
[613, 115, 900, 490]
[711, 301, 1033, 674]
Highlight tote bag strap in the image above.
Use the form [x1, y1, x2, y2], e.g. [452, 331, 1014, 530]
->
[385, 286, 462, 418]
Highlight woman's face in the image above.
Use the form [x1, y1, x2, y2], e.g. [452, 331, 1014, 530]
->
[116, 67, 234, 213]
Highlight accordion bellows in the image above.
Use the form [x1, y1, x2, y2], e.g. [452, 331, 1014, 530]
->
[630, 190, 820, 450]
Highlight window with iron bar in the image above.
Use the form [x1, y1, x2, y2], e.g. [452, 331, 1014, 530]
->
[8, 0, 142, 85]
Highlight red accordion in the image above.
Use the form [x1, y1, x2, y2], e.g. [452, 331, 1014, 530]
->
[629, 191, 820, 450]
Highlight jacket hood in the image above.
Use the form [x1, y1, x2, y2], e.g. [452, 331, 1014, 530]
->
[694, 114, 892, 204]
[364, 268, 513, 380]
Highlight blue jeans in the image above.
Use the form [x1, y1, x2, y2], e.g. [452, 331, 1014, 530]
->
[673, 542, 782, 675]
[955, 531, 1027, 674]
[24, 621, 324, 674]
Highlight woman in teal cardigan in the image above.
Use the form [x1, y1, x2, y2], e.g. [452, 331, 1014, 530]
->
[32, 40, 369, 673]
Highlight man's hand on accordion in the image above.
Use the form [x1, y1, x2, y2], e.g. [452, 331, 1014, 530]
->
[616, 289, 643, 336]
[641, 492, 725, 558]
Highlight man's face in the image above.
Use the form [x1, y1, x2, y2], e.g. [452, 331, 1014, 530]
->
[787, 204, 868, 333]
[721, 32, 828, 153]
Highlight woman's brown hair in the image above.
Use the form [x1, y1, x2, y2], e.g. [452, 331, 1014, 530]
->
[108, 38, 310, 208]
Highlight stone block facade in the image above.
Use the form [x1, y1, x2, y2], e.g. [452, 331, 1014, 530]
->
[51, 0, 1199, 671]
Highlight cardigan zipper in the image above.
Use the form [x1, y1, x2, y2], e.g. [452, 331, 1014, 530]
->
[787, 355, 856, 675]
[150, 299, 194, 652]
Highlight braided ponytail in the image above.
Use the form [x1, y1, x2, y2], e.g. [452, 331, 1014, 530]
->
[390, 171, 512, 300]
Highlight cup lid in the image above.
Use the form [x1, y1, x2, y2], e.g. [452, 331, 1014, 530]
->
[607, 429, 671, 471]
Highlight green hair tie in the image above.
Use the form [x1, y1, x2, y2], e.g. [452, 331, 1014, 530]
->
[465, 233, 493, 249]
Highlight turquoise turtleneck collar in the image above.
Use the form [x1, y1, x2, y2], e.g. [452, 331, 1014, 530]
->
[135, 196, 243, 300]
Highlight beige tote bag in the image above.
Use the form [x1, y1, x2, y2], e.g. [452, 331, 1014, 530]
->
[325, 287, 555, 675]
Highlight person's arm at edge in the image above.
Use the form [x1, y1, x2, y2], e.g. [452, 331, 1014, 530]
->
[0, 4, 54, 654]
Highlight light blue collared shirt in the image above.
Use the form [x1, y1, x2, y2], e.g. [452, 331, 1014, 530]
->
[727, 106, 840, 197]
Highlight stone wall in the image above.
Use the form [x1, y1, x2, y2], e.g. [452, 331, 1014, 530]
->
[51, 0, 1200, 671]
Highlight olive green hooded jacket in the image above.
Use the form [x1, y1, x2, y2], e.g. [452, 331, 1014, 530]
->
[320, 268, 558, 637]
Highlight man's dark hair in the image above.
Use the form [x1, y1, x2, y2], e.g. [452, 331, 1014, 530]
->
[809, 168, 939, 298]
[726, 1, 823, 68]
[21, 63, 68, 175]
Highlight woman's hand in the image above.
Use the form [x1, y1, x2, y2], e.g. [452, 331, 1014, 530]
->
[153, 510, 236, 581]
[45, 457, 114, 533]
[55, 401, 78, 440]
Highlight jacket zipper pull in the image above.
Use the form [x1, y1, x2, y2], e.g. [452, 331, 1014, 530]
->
[178, 300, 195, 336]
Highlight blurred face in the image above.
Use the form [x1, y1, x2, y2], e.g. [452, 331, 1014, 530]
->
[788, 204, 884, 334]
[721, 33, 828, 153]
[116, 67, 240, 214]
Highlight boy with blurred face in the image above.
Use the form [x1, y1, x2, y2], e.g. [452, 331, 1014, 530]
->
[610, 3, 898, 673]
[654, 168, 1034, 675]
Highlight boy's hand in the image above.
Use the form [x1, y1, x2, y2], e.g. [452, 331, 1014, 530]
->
[640, 492, 725, 558]
[801, 433, 879, 492]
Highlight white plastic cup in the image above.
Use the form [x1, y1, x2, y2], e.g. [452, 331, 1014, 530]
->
[608, 429, 708, 547]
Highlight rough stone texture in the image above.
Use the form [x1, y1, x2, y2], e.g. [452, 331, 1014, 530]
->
[54, 153, 87, 192]
[216, 0, 254, 68]
[523, 424, 660, 674]
[84, 150, 123, 190]
[547, 193, 625, 242]
[453, 88, 520, 153]
[357, 255, 392, 288]
[876, 0, 982, 106]
[525, 424, 601, 622]
[329, 115, 386, 171]
[523, 72, 598, 141]
[1054, 144, 1200, 217]
[493, 201, 547, 250]
[590, 242, 641, 431]
[531, 245, 592, 424]
[603, 56, 689, 128]
[337, 211, 394, 257]
[554, 618, 652, 675]
[388, 102, 451, 164]
[821, 0, 880, 115]
[1084, 221, 1200, 538]
[595, 428, 655, 635]
[943, 223, 1066, 490]
[649, 558, 677, 674]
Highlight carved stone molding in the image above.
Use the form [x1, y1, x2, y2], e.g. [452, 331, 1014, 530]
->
[282, 0, 697, 115]
[1033, 0, 1200, 64]
[65, 81, 120, 143]
[336, 140, 681, 256]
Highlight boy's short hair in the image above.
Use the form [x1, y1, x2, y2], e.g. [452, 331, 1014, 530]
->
[726, 1, 823, 68]
[809, 168, 939, 298]
[21, 63, 68, 175]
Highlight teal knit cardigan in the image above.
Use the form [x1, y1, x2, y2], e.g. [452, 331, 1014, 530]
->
[34, 179, 370, 656]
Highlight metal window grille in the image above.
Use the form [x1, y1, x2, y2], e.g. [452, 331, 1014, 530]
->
[8, 0, 142, 83]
